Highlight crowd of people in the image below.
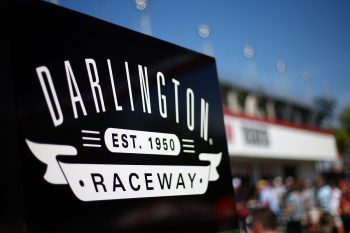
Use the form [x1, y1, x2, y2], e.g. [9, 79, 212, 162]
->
[233, 176, 350, 233]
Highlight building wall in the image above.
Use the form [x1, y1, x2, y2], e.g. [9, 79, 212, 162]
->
[224, 111, 337, 161]
[221, 84, 338, 185]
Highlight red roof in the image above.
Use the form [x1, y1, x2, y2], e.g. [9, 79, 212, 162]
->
[224, 108, 332, 135]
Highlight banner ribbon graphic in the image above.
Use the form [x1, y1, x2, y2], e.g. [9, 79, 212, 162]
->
[26, 139, 222, 202]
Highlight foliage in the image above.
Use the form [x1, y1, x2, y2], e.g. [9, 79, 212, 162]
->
[334, 105, 350, 153]
[333, 128, 350, 154]
[313, 96, 336, 128]
[340, 106, 350, 133]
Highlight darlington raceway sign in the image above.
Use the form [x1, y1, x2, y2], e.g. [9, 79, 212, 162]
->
[28, 59, 220, 201]
[3, 1, 237, 233]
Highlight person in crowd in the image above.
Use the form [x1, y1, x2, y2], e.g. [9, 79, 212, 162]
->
[302, 179, 316, 210]
[339, 179, 350, 233]
[284, 181, 304, 233]
[251, 207, 277, 233]
[316, 176, 333, 233]
[284, 176, 295, 193]
[302, 179, 320, 233]
[257, 179, 279, 215]
[317, 176, 332, 214]
[271, 176, 286, 214]
[233, 177, 250, 232]
[317, 176, 338, 233]
[329, 181, 344, 233]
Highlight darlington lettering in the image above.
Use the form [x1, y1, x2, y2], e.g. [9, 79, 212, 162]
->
[35, 58, 209, 141]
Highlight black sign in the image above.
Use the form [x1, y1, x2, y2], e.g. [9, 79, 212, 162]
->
[1, 1, 238, 232]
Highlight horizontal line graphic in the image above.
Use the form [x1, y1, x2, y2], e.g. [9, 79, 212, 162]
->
[183, 150, 195, 153]
[83, 144, 102, 148]
[81, 130, 100, 134]
[181, 139, 194, 143]
[182, 144, 195, 148]
[82, 137, 101, 141]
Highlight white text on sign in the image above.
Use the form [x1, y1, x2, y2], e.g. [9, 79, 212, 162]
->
[104, 128, 181, 156]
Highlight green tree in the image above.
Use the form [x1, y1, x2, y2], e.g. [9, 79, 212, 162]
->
[333, 128, 350, 154]
[340, 106, 350, 133]
[313, 96, 336, 128]
[334, 105, 350, 153]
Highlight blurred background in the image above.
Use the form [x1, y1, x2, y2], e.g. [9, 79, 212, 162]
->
[47, 1, 350, 232]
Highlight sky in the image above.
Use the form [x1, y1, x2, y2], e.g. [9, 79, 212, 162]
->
[52, 0, 350, 119]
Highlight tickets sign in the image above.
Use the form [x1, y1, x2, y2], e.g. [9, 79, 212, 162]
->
[3, 1, 238, 232]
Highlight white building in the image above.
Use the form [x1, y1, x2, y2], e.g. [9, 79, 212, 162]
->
[220, 83, 338, 184]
